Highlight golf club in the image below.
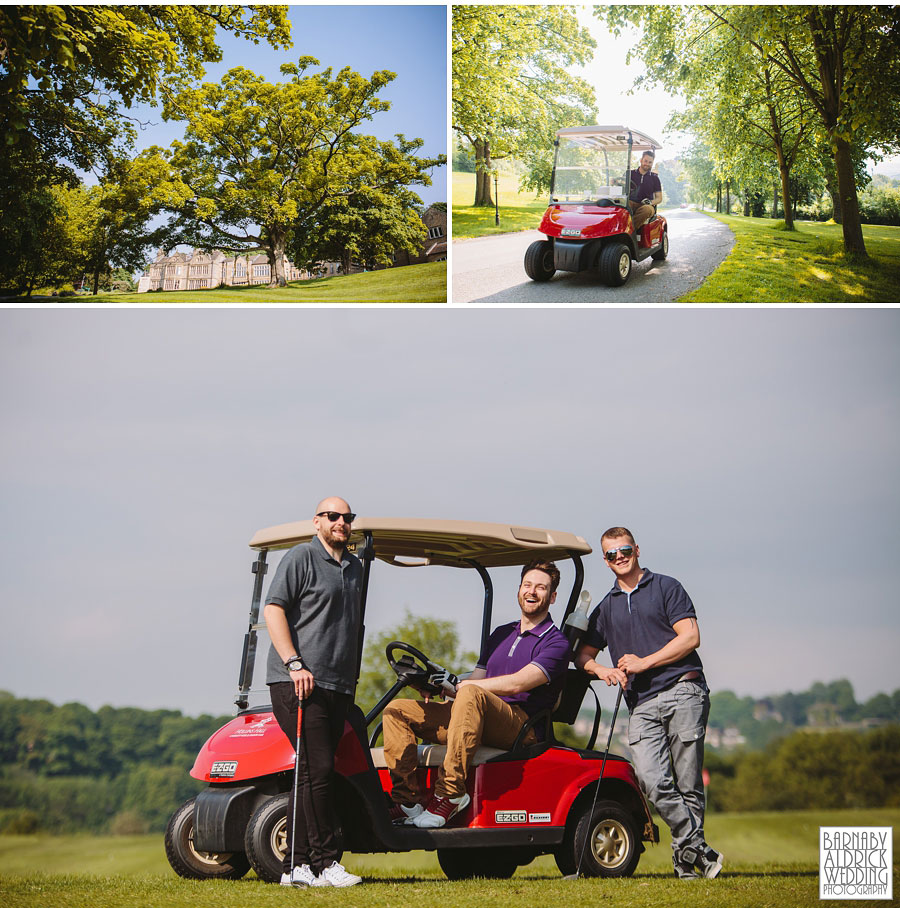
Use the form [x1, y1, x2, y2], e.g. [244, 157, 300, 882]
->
[565, 680, 625, 880]
[288, 695, 303, 885]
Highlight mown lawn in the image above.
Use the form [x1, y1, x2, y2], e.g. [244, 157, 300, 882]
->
[1, 808, 897, 907]
[452, 171, 549, 238]
[680, 214, 900, 303]
[54, 262, 446, 304]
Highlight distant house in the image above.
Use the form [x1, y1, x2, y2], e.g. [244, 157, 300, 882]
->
[137, 248, 332, 293]
[393, 204, 447, 267]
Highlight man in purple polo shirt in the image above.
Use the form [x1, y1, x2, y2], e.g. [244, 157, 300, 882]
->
[382, 559, 570, 829]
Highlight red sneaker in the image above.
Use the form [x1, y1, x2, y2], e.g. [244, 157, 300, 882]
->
[412, 792, 470, 828]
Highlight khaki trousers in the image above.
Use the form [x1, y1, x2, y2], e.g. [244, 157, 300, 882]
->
[382, 684, 535, 802]
[629, 200, 654, 232]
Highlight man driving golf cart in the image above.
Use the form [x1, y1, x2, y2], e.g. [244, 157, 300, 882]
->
[629, 150, 663, 234]
[382, 559, 570, 828]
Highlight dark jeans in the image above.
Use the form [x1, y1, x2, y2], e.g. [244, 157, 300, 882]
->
[270, 682, 351, 874]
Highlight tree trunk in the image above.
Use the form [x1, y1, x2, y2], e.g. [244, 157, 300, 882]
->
[342, 249, 352, 275]
[725, 180, 731, 215]
[92, 267, 101, 296]
[473, 138, 494, 207]
[823, 160, 842, 223]
[266, 228, 288, 287]
[772, 180, 779, 219]
[778, 159, 794, 230]
[833, 136, 866, 258]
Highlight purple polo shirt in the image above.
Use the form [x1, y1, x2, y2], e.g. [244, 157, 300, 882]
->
[476, 614, 570, 718]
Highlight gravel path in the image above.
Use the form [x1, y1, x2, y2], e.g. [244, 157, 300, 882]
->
[451, 209, 736, 304]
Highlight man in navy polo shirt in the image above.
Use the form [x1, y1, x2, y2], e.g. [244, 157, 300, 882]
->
[575, 527, 723, 880]
[382, 559, 570, 829]
[629, 150, 663, 233]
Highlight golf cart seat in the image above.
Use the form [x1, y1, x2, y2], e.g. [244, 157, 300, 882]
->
[369, 743, 506, 769]
[511, 669, 601, 750]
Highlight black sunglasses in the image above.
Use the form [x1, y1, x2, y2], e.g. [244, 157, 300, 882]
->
[316, 511, 356, 523]
[604, 545, 635, 562]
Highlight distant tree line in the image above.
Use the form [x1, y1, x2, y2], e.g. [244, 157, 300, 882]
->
[0, 692, 228, 834]
[705, 725, 900, 813]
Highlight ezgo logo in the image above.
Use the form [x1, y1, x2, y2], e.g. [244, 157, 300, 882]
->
[820, 826, 892, 900]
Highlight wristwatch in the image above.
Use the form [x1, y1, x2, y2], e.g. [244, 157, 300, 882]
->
[284, 657, 304, 673]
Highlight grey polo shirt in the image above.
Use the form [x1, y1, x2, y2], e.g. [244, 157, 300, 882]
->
[265, 535, 363, 695]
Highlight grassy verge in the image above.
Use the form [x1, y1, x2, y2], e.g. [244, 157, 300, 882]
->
[1, 808, 897, 907]
[46, 262, 446, 304]
[680, 214, 900, 303]
[452, 171, 548, 238]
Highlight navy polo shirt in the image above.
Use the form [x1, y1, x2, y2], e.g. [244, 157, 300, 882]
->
[476, 614, 570, 717]
[583, 569, 705, 710]
[629, 168, 661, 204]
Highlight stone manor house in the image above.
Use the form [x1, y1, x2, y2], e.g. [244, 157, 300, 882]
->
[137, 206, 446, 293]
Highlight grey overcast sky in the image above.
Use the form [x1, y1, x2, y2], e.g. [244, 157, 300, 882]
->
[1, 308, 898, 719]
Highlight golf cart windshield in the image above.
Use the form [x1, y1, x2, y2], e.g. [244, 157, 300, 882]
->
[551, 126, 661, 205]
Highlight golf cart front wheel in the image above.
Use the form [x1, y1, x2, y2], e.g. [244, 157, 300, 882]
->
[597, 242, 632, 286]
[524, 240, 555, 281]
[556, 800, 640, 878]
[164, 796, 251, 880]
[438, 846, 519, 880]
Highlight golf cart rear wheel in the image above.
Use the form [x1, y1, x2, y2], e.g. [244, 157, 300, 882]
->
[164, 796, 251, 880]
[597, 242, 632, 286]
[524, 240, 555, 281]
[556, 800, 640, 878]
[438, 846, 518, 880]
[651, 230, 669, 261]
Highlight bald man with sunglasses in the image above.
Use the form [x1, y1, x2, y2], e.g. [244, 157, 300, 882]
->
[575, 527, 723, 881]
[264, 497, 363, 888]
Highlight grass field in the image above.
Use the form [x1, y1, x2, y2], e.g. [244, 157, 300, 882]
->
[1, 808, 897, 907]
[452, 171, 549, 238]
[680, 214, 900, 303]
[62, 262, 447, 304]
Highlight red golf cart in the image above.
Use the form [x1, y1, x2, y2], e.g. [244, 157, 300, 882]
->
[524, 126, 668, 286]
[164, 518, 658, 882]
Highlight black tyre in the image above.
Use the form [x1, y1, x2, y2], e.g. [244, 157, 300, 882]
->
[597, 241, 632, 286]
[438, 847, 519, 880]
[555, 799, 640, 878]
[245, 792, 344, 883]
[651, 230, 669, 261]
[164, 796, 251, 880]
[524, 240, 555, 281]
[244, 793, 290, 883]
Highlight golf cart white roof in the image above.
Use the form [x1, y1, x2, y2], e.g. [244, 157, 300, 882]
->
[556, 125, 662, 152]
[249, 518, 592, 568]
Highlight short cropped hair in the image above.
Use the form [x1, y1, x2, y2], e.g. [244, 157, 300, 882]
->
[600, 526, 637, 548]
[641, 150, 655, 160]
[520, 558, 561, 594]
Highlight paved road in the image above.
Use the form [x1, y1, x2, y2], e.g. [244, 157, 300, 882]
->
[452, 209, 735, 304]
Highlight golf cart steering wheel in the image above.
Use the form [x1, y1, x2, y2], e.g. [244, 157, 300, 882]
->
[385, 641, 451, 699]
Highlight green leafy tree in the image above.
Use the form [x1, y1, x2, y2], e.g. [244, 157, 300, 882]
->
[356, 610, 478, 717]
[452, 5, 597, 206]
[160, 58, 430, 286]
[1, 5, 291, 163]
[288, 134, 444, 275]
[601, 5, 900, 256]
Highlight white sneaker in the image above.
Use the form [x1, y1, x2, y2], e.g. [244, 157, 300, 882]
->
[280, 864, 314, 888]
[315, 861, 362, 887]
[413, 792, 471, 828]
[389, 801, 425, 824]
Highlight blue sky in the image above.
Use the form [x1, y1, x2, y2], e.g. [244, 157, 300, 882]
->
[119, 5, 447, 206]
